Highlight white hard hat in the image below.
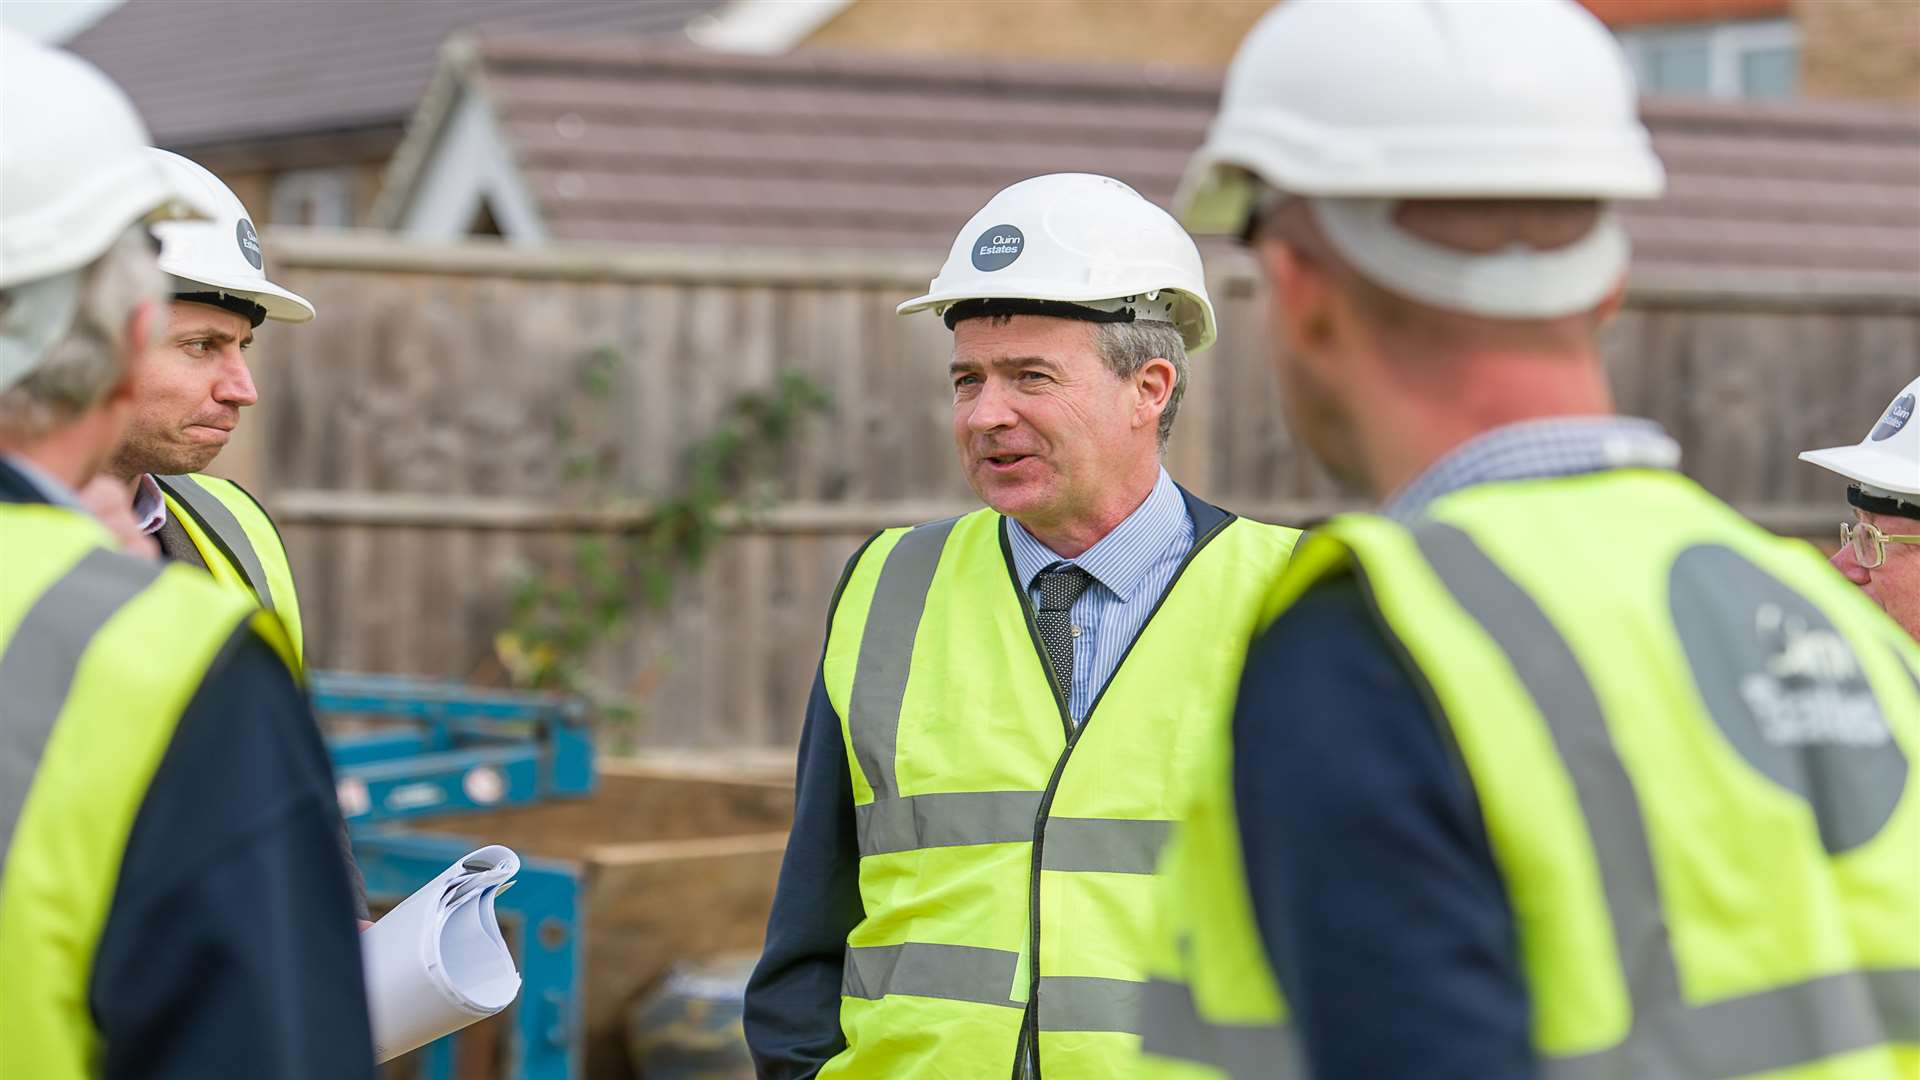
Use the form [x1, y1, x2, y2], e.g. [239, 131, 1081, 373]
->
[0, 29, 212, 392]
[1800, 376, 1920, 507]
[899, 173, 1217, 353]
[1179, 0, 1666, 320]
[148, 149, 315, 325]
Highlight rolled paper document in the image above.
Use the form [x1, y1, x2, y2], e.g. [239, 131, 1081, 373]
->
[360, 845, 523, 1063]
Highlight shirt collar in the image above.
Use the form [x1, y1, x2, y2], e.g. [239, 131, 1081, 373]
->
[1383, 416, 1682, 523]
[1006, 467, 1189, 602]
[0, 453, 87, 511]
[132, 473, 168, 535]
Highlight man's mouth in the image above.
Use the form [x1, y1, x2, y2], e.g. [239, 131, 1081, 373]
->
[980, 452, 1033, 470]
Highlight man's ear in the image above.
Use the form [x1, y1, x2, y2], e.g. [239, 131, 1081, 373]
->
[1132, 355, 1177, 433]
[1591, 276, 1629, 328]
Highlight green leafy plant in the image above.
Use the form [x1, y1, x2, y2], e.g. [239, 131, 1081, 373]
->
[494, 347, 830, 737]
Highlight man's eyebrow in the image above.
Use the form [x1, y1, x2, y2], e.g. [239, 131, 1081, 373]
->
[948, 354, 1058, 375]
[175, 325, 241, 345]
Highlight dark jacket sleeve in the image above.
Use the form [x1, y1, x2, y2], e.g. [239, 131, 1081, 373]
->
[90, 627, 375, 1080]
[1232, 575, 1534, 1080]
[743, 664, 864, 1079]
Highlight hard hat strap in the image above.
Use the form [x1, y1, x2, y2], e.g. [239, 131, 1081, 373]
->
[1849, 484, 1920, 522]
[1308, 197, 1630, 321]
[942, 297, 1163, 332]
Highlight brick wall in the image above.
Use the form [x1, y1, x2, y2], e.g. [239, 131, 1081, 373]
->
[803, 0, 1274, 69]
[1795, 0, 1920, 102]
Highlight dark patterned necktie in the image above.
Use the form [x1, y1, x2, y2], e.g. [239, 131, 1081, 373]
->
[1033, 563, 1092, 703]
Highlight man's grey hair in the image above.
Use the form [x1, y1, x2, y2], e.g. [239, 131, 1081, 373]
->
[0, 228, 163, 440]
[1094, 319, 1189, 452]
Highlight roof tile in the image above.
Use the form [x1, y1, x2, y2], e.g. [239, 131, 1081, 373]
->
[434, 38, 1919, 291]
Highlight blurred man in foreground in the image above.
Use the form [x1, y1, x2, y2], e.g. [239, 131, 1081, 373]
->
[0, 29, 374, 1079]
[1802, 375, 1920, 640]
[1140, 2, 1920, 1078]
[746, 173, 1298, 1079]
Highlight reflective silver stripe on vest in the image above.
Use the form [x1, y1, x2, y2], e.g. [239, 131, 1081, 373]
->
[847, 518, 956, 801]
[1139, 977, 1302, 1079]
[0, 548, 164, 854]
[1037, 974, 1144, 1033]
[843, 942, 1150, 1034]
[1549, 969, 1920, 1080]
[856, 790, 1172, 873]
[1416, 522, 1920, 1076]
[155, 474, 272, 611]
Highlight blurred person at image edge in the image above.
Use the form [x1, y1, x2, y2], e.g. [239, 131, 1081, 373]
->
[0, 29, 374, 1080]
[1138, 2, 1920, 1079]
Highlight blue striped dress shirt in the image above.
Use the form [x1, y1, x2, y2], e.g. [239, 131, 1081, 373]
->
[1006, 467, 1195, 726]
[1383, 416, 1682, 522]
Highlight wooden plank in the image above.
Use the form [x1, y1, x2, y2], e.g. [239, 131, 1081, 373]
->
[578, 834, 788, 1080]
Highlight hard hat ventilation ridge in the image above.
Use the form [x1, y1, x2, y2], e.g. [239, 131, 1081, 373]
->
[174, 290, 267, 328]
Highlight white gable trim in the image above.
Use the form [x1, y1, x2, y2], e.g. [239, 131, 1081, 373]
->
[397, 86, 547, 244]
[685, 0, 853, 53]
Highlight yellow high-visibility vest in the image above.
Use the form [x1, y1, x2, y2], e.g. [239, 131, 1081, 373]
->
[1140, 470, 1920, 1080]
[0, 502, 296, 1077]
[155, 472, 304, 670]
[820, 503, 1299, 1079]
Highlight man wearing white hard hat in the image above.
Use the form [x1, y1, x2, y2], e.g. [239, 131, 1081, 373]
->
[109, 150, 369, 925]
[1802, 377, 1920, 639]
[104, 149, 319, 672]
[1140, 3, 1920, 1079]
[745, 173, 1300, 1079]
[0, 29, 374, 1080]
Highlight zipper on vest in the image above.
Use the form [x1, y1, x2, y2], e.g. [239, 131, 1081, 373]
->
[997, 511, 1237, 1079]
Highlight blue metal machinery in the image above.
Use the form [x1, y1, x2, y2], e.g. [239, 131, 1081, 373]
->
[317, 671, 596, 1080]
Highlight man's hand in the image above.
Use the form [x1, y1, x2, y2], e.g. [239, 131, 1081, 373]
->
[78, 475, 159, 557]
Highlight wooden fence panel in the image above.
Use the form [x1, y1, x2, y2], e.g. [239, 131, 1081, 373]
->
[244, 233, 1918, 752]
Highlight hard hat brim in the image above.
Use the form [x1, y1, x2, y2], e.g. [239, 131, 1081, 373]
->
[1798, 444, 1920, 498]
[1176, 118, 1667, 235]
[898, 282, 1217, 354]
[166, 268, 315, 323]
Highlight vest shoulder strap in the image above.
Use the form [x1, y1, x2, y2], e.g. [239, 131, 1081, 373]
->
[153, 473, 280, 611]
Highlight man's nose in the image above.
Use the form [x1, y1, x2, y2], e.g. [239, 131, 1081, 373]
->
[214, 348, 257, 408]
[1831, 541, 1872, 586]
[965, 379, 1018, 434]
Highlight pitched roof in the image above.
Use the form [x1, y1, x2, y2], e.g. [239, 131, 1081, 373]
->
[63, 0, 722, 150]
[385, 37, 1920, 295]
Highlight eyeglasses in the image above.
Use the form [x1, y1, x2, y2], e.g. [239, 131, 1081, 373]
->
[1841, 519, 1920, 570]
[1237, 185, 1291, 248]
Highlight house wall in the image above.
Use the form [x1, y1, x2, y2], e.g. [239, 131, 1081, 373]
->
[802, 0, 1274, 69]
[176, 129, 400, 228]
[1795, 0, 1920, 102]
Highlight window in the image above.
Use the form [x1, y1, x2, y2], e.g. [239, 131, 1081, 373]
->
[1618, 18, 1799, 100]
[270, 166, 356, 228]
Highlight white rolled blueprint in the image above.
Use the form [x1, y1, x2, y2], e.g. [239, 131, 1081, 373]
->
[360, 845, 523, 1064]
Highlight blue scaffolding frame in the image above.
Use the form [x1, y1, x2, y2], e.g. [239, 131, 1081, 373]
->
[318, 671, 596, 1080]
